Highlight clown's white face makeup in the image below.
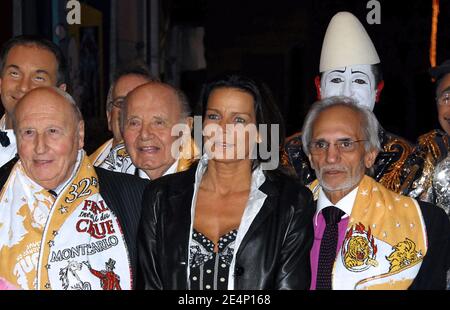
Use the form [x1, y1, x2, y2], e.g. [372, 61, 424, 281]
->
[320, 64, 377, 111]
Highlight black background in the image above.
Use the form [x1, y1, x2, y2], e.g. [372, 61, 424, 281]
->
[1, 0, 449, 152]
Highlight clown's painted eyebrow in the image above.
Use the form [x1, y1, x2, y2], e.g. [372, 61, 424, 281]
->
[330, 68, 346, 74]
[350, 69, 369, 77]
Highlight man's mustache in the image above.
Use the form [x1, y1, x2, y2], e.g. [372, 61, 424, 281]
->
[319, 165, 349, 174]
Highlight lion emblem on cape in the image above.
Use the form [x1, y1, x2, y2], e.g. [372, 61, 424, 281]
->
[341, 223, 378, 271]
[386, 238, 422, 272]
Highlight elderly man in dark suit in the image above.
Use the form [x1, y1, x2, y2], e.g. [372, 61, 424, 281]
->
[0, 87, 147, 290]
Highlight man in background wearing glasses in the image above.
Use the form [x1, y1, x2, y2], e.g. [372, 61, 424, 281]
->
[302, 96, 450, 290]
[89, 64, 157, 169]
[433, 60, 450, 136]
[402, 61, 450, 203]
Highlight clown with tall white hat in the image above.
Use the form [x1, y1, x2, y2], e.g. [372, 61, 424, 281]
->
[282, 12, 413, 193]
[316, 11, 383, 111]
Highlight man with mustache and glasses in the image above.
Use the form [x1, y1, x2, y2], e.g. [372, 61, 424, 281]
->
[303, 96, 450, 290]
[282, 12, 413, 195]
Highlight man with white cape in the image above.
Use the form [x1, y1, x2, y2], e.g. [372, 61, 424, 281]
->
[0, 87, 147, 290]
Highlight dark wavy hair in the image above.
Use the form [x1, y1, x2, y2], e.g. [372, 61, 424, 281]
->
[197, 74, 285, 170]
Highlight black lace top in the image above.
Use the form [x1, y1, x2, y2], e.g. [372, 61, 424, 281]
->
[189, 228, 238, 290]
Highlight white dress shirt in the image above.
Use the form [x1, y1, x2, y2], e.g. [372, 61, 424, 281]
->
[0, 117, 17, 168]
[314, 186, 359, 225]
[136, 159, 179, 180]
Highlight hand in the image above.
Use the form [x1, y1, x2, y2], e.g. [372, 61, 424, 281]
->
[0, 277, 19, 290]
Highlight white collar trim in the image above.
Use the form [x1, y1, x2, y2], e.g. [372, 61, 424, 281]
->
[187, 154, 267, 290]
[315, 186, 359, 226]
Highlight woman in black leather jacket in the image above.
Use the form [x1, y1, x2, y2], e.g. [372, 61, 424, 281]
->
[136, 74, 315, 290]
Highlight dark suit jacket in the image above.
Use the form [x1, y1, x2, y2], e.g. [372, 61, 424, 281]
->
[310, 198, 450, 290]
[409, 201, 450, 289]
[136, 163, 315, 290]
[0, 159, 148, 287]
[95, 167, 149, 282]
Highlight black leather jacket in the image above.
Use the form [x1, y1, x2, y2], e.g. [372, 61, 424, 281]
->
[136, 163, 315, 290]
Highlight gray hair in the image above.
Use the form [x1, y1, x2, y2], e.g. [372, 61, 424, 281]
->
[174, 87, 191, 120]
[106, 65, 159, 113]
[301, 96, 381, 156]
[12, 87, 83, 133]
[119, 82, 191, 133]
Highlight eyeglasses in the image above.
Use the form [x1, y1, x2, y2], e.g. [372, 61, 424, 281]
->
[436, 91, 450, 106]
[308, 139, 367, 155]
[110, 97, 126, 109]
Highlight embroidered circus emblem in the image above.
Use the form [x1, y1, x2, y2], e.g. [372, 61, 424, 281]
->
[102, 145, 132, 171]
[116, 148, 129, 161]
[85, 258, 122, 290]
[341, 223, 378, 272]
[59, 260, 92, 290]
[386, 238, 423, 273]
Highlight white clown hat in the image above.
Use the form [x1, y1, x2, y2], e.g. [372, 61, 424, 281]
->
[319, 12, 380, 72]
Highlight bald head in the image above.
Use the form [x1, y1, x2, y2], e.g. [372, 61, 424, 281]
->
[120, 82, 190, 132]
[13, 86, 82, 130]
[13, 87, 85, 189]
[120, 82, 191, 180]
